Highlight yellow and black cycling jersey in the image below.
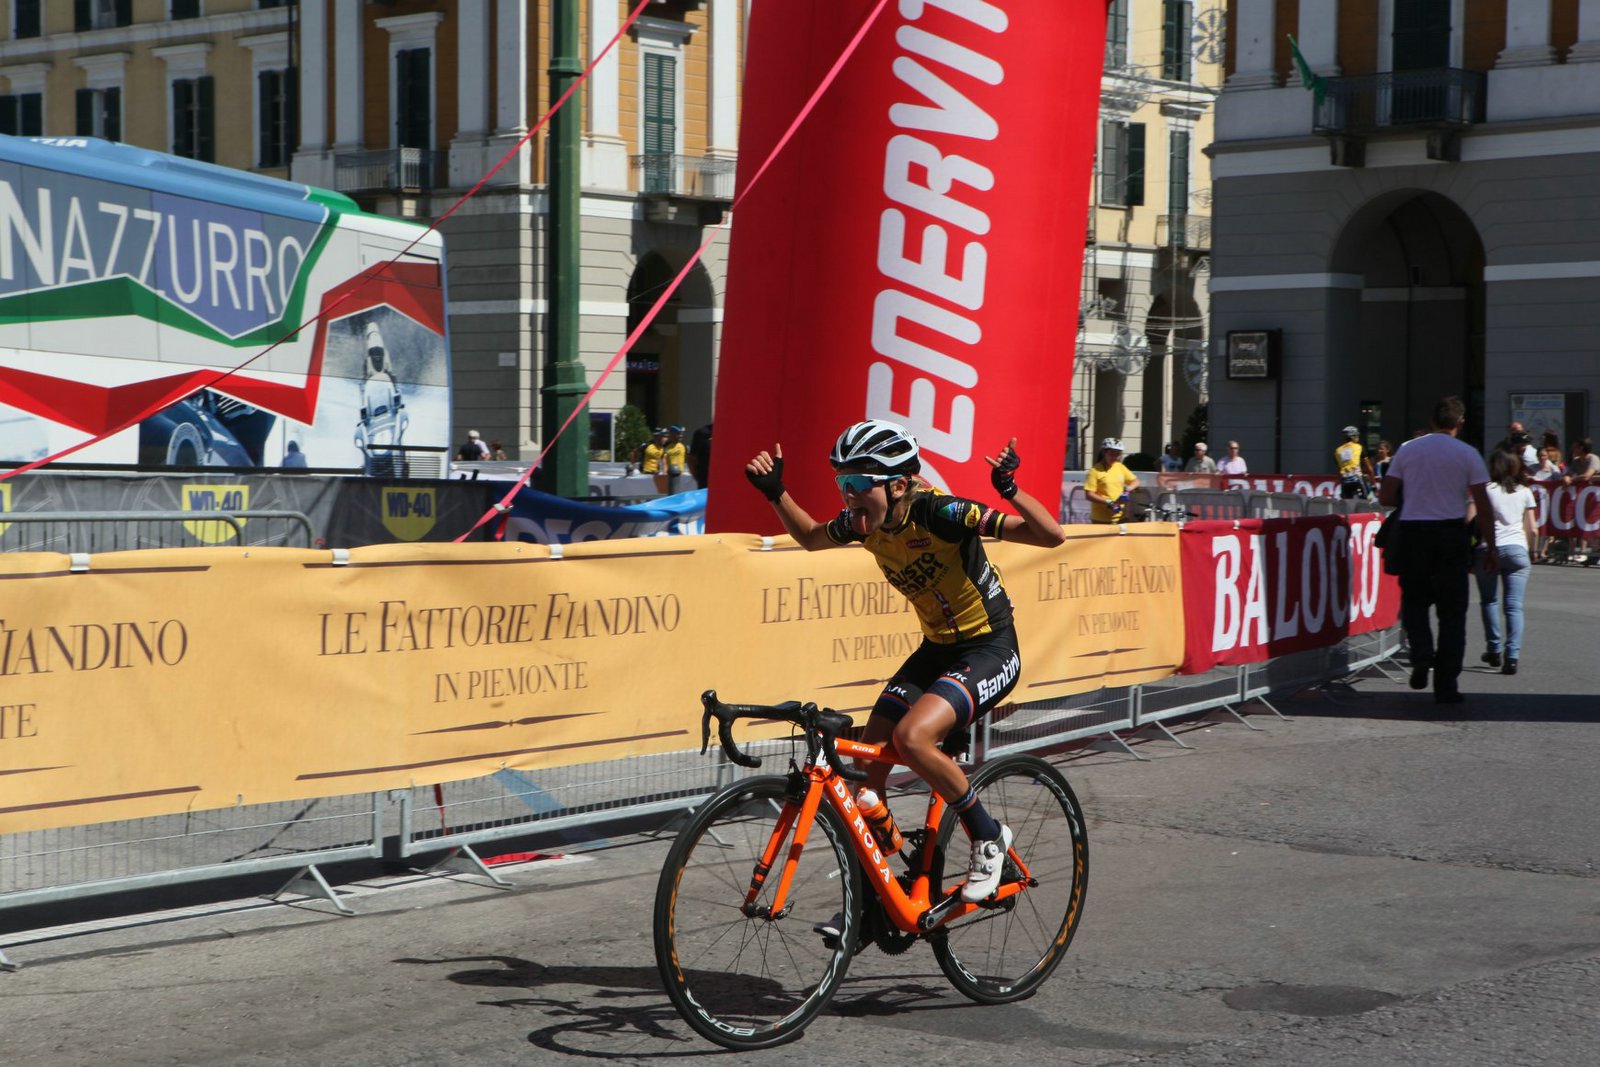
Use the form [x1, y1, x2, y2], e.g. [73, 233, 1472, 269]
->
[825, 487, 1012, 644]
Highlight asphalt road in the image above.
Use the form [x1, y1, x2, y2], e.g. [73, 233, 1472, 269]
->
[3, 564, 1598, 1066]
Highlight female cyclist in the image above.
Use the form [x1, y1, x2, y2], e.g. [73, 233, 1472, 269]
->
[743, 420, 1065, 903]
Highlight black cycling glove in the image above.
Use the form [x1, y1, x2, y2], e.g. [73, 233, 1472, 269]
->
[990, 446, 1020, 499]
[746, 456, 786, 502]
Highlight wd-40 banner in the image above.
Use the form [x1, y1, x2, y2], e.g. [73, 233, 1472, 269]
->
[706, 0, 1110, 533]
[1178, 516, 1399, 674]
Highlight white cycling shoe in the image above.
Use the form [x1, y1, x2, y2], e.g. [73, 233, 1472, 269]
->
[960, 824, 1013, 903]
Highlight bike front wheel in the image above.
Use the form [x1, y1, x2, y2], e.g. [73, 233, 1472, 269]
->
[931, 754, 1088, 1004]
[654, 775, 860, 1049]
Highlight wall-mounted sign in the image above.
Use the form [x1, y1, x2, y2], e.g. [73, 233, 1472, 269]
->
[1226, 329, 1279, 380]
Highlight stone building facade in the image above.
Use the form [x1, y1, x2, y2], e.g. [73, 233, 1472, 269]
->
[1211, 0, 1600, 472]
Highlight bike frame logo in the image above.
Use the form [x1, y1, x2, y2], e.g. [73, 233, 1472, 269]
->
[182, 483, 249, 544]
[381, 487, 436, 541]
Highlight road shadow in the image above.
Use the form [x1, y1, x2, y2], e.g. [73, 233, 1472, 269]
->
[1271, 684, 1600, 725]
[395, 954, 957, 1058]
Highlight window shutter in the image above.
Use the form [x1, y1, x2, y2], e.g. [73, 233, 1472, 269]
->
[77, 89, 96, 137]
[1099, 121, 1124, 205]
[396, 48, 431, 149]
[1168, 129, 1190, 216]
[74, 0, 92, 31]
[1104, 0, 1127, 70]
[197, 76, 215, 162]
[258, 70, 274, 166]
[173, 0, 201, 18]
[173, 79, 193, 156]
[17, 94, 40, 137]
[643, 53, 676, 155]
[104, 88, 121, 142]
[0, 97, 17, 138]
[1125, 123, 1145, 207]
[114, 0, 132, 26]
[16, 0, 42, 38]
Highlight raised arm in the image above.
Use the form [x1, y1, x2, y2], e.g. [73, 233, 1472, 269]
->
[986, 438, 1066, 548]
[745, 443, 836, 550]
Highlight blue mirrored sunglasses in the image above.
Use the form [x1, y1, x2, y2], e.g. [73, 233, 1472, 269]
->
[835, 472, 894, 496]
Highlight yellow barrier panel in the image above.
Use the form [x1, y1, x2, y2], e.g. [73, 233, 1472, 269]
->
[0, 527, 1183, 834]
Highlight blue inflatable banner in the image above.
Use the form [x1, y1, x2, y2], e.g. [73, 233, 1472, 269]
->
[503, 487, 707, 543]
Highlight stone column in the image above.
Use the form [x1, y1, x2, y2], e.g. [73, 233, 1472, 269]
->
[1569, 0, 1600, 62]
[333, 1, 363, 149]
[1297, 0, 1340, 75]
[1227, 0, 1277, 89]
[491, 0, 530, 184]
[583, 0, 629, 189]
[1497, 0, 1556, 67]
[289, 2, 338, 187]
[709, 0, 740, 157]
[450, 0, 491, 187]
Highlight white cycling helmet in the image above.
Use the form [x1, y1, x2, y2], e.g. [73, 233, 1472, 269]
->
[1342, 425, 1360, 437]
[1100, 437, 1125, 453]
[830, 419, 920, 474]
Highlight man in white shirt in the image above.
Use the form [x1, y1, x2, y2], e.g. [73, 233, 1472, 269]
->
[1378, 396, 1495, 705]
[1184, 442, 1217, 474]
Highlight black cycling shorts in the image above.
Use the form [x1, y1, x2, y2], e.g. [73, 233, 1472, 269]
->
[871, 627, 1021, 729]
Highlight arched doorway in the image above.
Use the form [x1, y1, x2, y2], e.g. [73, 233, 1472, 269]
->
[1328, 191, 1485, 449]
[624, 250, 717, 433]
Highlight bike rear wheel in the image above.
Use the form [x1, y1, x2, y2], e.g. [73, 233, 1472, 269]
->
[654, 775, 860, 1049]
[931, 754, 1088, 1004]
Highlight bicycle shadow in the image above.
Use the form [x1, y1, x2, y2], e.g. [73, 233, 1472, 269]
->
[396, 954, 958, 1058]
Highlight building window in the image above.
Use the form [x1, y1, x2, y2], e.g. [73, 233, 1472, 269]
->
[15, 0, 42, 39]
[258, 0, 289, 7]
[1100, 121, 1145, 207]
[1393, 0, 1451, 70]
[641, 52, 678, 192]
[172, 76, 215, 161]
[75, 0, 132, 31]
[1161, 1, 1193, 82]
[258, 68, 294, 167]
[172, 0, 201, 18]
[0, 93, 43, 137]
[76, 87, 121, 141]
[1104, 0, 1128, 71]
[394, 47, 431, 148]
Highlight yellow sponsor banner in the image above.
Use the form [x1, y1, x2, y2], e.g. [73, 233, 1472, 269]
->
[0, 481, 10, 536]
[0, 529, 1185, 834]
[998, 524, 1185, 701]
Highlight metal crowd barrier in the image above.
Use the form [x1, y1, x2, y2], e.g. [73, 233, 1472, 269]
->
[1063, 487, 1380, 524]
[0, 510, 316, 552]
[0, 627, 1400, 967]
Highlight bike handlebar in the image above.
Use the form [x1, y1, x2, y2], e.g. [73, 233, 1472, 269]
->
[699, 690, 868, 782]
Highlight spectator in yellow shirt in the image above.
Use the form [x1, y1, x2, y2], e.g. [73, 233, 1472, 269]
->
[1084, 438, 1140, 523]
[662, 424, 689, 492]
[639, 427, 668, 479]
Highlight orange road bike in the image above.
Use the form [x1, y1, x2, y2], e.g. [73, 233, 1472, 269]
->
[653, 691, 1089, 1049]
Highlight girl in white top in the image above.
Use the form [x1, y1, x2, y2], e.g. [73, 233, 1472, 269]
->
[1474, 450, 1536, 674]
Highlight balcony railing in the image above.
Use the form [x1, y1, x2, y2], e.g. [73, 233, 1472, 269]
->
[1157, 213, 1211, 250]
[1314, 68, 1487, 136]
[631, 154, 736, 200]
[333, 148, 445, 195]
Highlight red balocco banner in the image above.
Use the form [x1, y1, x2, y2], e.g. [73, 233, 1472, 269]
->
[1530, 479, 1600, 537]
[705, 0, 1110, 533]
[1179, 515, 1400, 674]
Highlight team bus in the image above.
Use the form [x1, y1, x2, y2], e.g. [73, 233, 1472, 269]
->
[0, 135, 451, 474]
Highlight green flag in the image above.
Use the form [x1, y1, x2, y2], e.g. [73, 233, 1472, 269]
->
[1287, 34, 1326, 107]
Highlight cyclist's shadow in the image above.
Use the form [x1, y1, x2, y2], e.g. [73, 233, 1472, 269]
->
[398, 954, 953, 1057]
